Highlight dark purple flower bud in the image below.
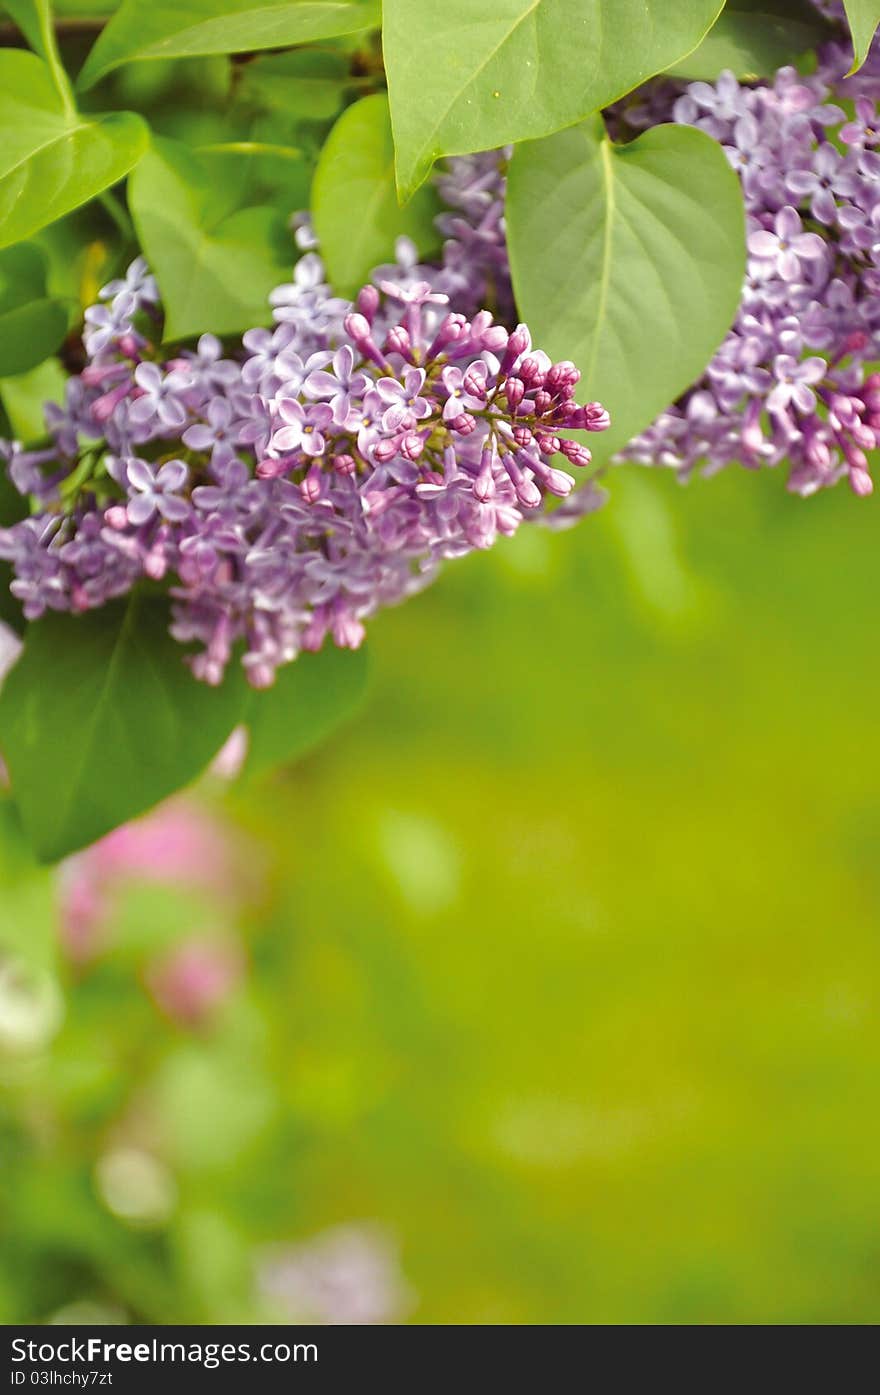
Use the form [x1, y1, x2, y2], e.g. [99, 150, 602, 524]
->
[301, 464, 324, 503]
[582, 402, 611, 432]
[519, 356, 546, 388]
[463, 364, 488, 400]
[333, 453, 357, 476]
[533, 390, 553, 415]
[512, 426, 533, 448]
[546, 361, 580, 396]
[559, 439, 592, 467]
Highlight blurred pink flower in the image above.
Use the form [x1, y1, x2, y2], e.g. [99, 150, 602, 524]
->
[146, 934, 245, 1026]
[57, 801, 250, 965]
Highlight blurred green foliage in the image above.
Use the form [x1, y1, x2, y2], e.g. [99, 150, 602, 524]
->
[2, 464, 879, 1323]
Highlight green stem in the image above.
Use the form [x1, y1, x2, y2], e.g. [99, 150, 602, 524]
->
[98, 189, 136, 244]
[36, 0, 77, 121]
[196, 141, 303, 161]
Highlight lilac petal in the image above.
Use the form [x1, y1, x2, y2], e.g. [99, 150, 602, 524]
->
[126, 459, 155, 491]
[128, 396, 157, 426]
[126, 495, 156, 526]
[792, 232, 826, 260]
[776, 206, 802, 239]
[791, 383, 816, 413]
[157, 460, 188, 491]
[300, 433, 325, 457]
[748, 230, 779, 257]
[303, 370, 341, 399]
[157, 494, 191, 522]
[182, 424, 216, 451]
[271, 425, 303, 452]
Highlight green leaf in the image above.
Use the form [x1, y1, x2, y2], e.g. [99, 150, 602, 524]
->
[843, 1, 880, 70]
[506, 117, 746, 463]
[666, 1, 832, 81]
[0, 356, 67, 445]
[383, 0, 725, 199]
[243, 643, 369, 780]
[128, 138, 292, 340]
[0, 244, 68, 378]
[0, 597, 247, 862]
[312, 93, 441, 296]
[0, 50, 148, 249]
[77, 0, 379, 89]
[236, 47, 351, 121]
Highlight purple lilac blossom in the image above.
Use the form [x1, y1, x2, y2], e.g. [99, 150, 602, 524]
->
[0, 158, 608, 688]
[615, 30, 880, 497]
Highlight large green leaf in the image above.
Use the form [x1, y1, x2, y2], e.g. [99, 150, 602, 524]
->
[243, 643, 369, 780]
[666, 0, 832, 81]
[383, 0, 725, 199]
[0, 49, 148, 249]
[312, 94, 440, 296]
[129, 138, 292, 340]
[0, 598, 247, 862]
[0, 244, 68, 379]
[506, 117, 746, 463]
[843, 1, 880, 69]
[77, 0, 379, 89]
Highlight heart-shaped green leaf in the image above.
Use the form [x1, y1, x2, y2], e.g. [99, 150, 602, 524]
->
[312, 93, 441, 296]
[0, 596, 248, 862]
[77, 0, 379, 89]
[666, 0, 832, 81]
[506, 117, 746, 462]
[129, 138, 293, 340]
[243, 642, 369, 780]
[0, 244, 68, 378]
[843, 1, 880, 70]
[0, 49, 148, 249]
[383, 0, 725, 199]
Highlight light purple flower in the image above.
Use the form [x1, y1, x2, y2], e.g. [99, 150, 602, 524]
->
[748, 207, 827, 282]
[129, 363, 193, 430]
[126, 458, 190, 525]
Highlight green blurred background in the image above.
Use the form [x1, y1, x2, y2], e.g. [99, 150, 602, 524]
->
[1, 463, 878, 1325]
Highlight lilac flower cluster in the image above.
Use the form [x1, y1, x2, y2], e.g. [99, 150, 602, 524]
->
[617, 33, 880, 496]
[0, 162, 607, 687]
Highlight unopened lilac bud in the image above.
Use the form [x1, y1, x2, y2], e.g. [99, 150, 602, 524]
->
[448, 413, 476, 436]
[544, 467, 574, 497]
[463, 364, 488, 400]
[428, 313, 468, 358]
[515, 478, 542, 509]
[373, 436, 402, 464]
[533, 390, 553, 415]
[504, 376, 525, 409]
[385, 325, 412, 359]
[851, 468, 874, 496]
[400, 432, 426, 462]
[519, 355, 546, 387]
[582, 402, 611, 432]
[333, 453, 356, 476]
[501, 325, 530, 373]
[105, 505, 129, 531]
[256, 456, 290, 480]
[300, 464, 324, 503]
[559, 439, 592, 467]
[512, 426, 533, 448]
[546, 361, 580, 396]
[357, 284, 380, 322]
[535, 433, 561, 456]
